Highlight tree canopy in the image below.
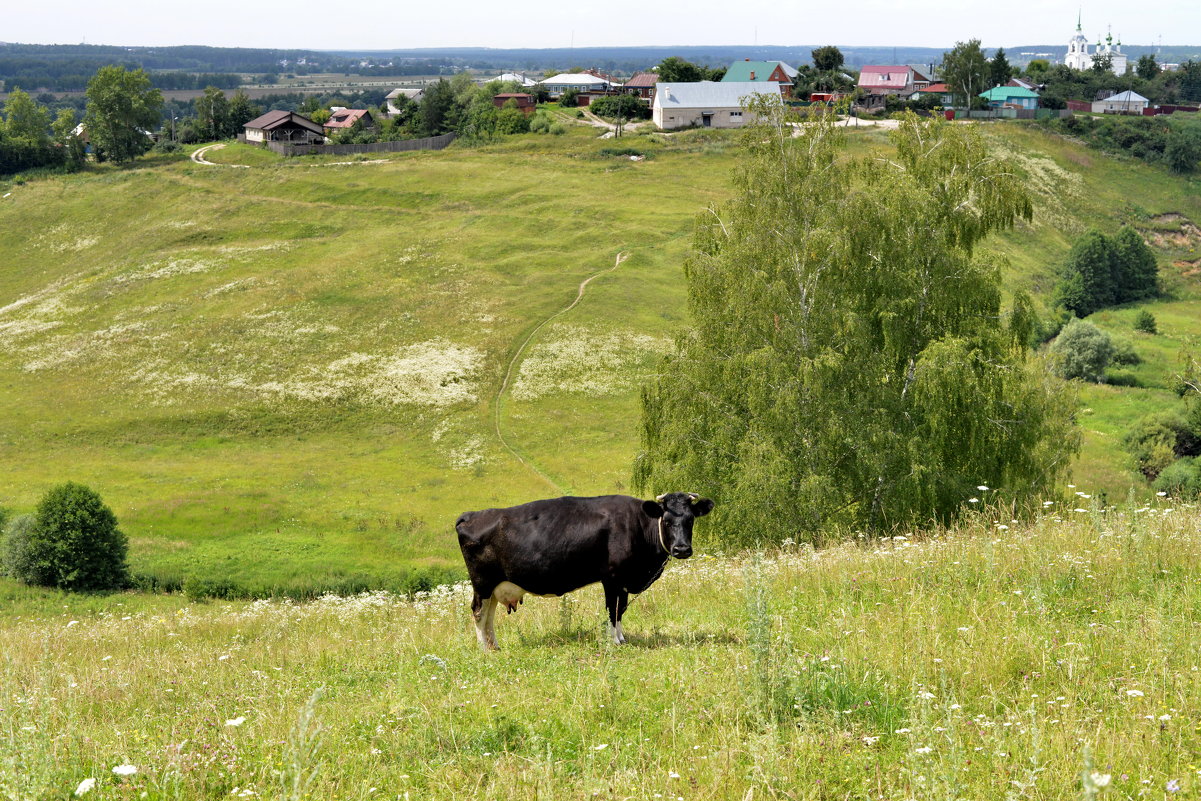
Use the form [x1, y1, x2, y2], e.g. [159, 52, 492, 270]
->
[634, 106, 1077, 543]
[989, 48, 1013, 88]
[811, 46, 844, 72]
[1055, 227, 1159, 317]
[942, 39, 989, 108]
[84, 65, 163, 163]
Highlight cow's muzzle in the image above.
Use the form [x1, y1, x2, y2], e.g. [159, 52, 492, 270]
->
[671, 545, 693, 559]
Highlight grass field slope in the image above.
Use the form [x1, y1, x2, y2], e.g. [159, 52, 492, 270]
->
[2, 503, 1199, 799]
[0, 120, 1200, 592]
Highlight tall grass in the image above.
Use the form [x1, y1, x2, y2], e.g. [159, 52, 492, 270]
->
[3, 502, 1201, 798]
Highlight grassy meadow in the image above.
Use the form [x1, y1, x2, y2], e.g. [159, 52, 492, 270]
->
[0, 118, 1200, 593]
[3, 502, 1201, 799]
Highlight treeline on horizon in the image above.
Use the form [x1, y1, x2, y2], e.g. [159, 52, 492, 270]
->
[6, 42, 1200, 90]
[0, 45, 451, 92]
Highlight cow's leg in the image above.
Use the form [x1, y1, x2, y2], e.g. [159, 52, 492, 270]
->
[603, 583, 628, 645]
[482, 596, 499, 650]
[615, 593, 630, 645]
[472, 591, 500, 652]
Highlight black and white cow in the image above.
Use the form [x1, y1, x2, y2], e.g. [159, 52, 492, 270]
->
[455, 492, 714, 650]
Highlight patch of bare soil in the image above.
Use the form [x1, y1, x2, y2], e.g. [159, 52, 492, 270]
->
[1147, 213, 1201, 249]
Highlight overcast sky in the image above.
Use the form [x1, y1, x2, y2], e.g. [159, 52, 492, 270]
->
[5, 0, 1194, 51]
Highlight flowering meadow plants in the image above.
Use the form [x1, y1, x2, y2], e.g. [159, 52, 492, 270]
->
[3, 499, 1201, 799]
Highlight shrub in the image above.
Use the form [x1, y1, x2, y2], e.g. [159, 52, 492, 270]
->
[1135, 310, 1158, 334]
[1, 515, 40, 582]
[1049, 319, 1114, 382]
[1153, 457, 1201, 498]
[549, 123, 567, 136]
[6, 483, 129, 591]
[1123, 410, 1201, 478]
[1110, 337, 1142, 366]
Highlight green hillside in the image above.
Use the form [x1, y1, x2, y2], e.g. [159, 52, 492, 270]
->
[1, 121, 1199, 591]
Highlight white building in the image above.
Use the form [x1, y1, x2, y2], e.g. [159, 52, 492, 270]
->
[1064, 14, 1128, 76]
[489, 72, 537, 87]
[652, 82, 779, 130]
[1094, 31, 1128, 76]
[1064, 16, 1092, 71]
[1092, 90, 1149, 114]
[539, 73, 613, 97]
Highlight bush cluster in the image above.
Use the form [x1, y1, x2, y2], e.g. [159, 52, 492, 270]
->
[1048, 319, 1116, 382]
[2, 482, 129, 591]
[1043, 113, 1201, 174]
[1054, 226, 1159, 317]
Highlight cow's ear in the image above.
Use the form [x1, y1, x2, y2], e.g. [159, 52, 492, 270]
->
[691, 498, 715, 517]
[642, 500, 664, 518]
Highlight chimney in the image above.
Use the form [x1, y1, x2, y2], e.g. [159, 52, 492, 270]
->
[745, 58, 750, 61]
[750, 71, 756, 80]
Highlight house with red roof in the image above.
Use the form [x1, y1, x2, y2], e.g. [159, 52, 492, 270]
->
[324, 108, 376, 133]
[623, 71, 659, 102]
[857, 65, 930, 107]
[907, 82, 954, 105]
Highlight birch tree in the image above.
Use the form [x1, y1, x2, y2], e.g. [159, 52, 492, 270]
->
[634, 105, 1078, 543]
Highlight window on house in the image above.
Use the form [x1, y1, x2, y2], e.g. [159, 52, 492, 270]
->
[730, 111, 743, 118]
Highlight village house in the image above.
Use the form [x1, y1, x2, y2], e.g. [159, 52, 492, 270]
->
[907, 82, 954, 105]
[979, 86, 1040, 110]
[540, 73, 614, 101]
[385, 88, 424, 116]
[242, 110, 326, 144]
[324, 108, 376, 134]
[1093, 90, 1150, 114]
[857, 65, 930, 107]
[489, 72, 537, 87]
[493, 93, 536, 115]
[653, 81, 777, 130]
[721, 60, 798, 98]
[623, 71, 659, 102]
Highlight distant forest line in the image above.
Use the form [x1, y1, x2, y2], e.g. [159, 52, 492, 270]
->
[3, 42, 1201, 93]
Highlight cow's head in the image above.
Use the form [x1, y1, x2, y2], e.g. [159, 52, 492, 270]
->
[642, 492, 715, 559]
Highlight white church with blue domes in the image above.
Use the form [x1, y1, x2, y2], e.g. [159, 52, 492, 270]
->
[1064, 13, 1128, 76]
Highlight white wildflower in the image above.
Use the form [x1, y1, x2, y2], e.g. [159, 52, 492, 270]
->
[225, 716, 246, 727]
[1126, 689, 1145, 697]
[112, 764, 137, 776]
[75, 778, 96, 796]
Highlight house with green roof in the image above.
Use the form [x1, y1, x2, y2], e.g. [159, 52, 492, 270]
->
[722, 59, 797, 98]
[979, 85, 1040, 110]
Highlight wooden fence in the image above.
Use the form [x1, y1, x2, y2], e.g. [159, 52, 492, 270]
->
[254, 133, 456, 157]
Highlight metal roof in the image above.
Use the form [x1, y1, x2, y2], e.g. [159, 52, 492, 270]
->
[722, 60, 798, 83]
[979, 86, 1040, 100]
[654, 81, 781, 109]
[1104, 90, 1149, 102]
[858, 65, 928, 89]
[491, 72, 537, 86]
[243, 110, 325, 135]
[540, 73, 611, 86]
[325, 109, 373, 128]
[624, 71, 659, 88]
